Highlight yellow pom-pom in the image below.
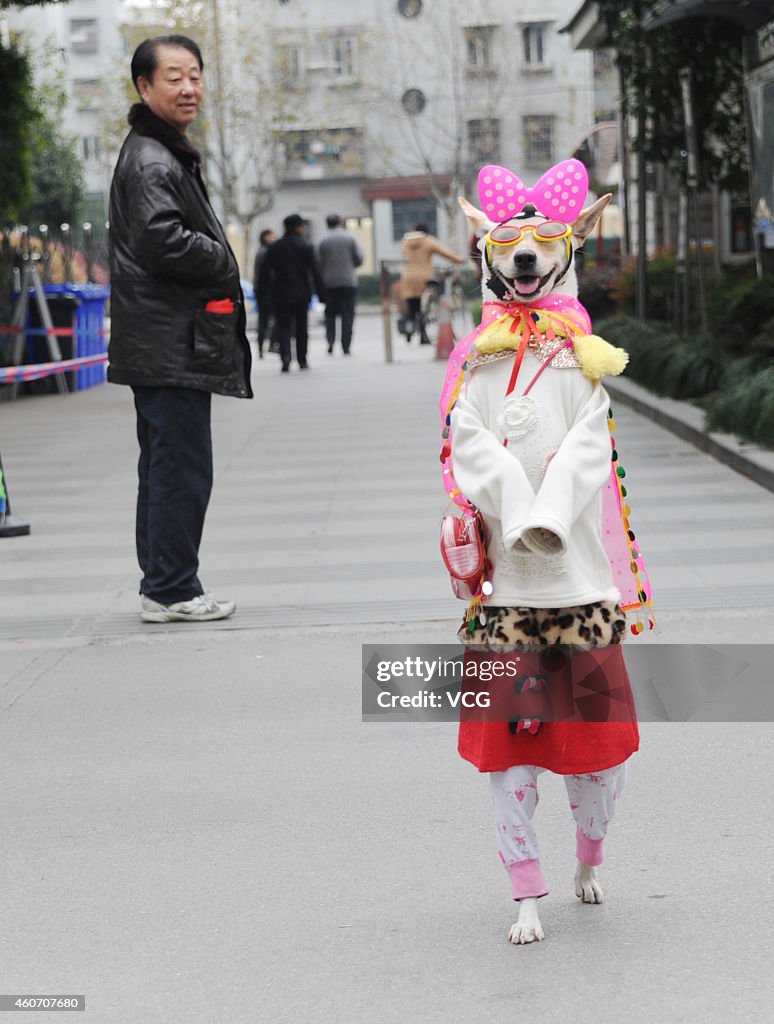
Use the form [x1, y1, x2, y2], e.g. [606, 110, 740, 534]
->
[572, 334, 629, 380]
[475, 319, 521, 353]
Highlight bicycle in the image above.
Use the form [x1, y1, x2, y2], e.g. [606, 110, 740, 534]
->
[398, 265, 472, 346]
[418, 266, 471, 347]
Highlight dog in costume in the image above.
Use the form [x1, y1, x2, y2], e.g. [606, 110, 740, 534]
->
[440, 160, 653, 944]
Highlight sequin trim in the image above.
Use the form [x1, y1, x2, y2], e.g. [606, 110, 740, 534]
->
[529, 337, 579, 367]
[468, 335, 580, 371]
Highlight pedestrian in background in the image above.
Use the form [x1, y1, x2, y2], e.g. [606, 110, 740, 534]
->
[399, 223, 464, 344]
[317, 214, 364, 355]
[263, 213, 325, 372]
[108, 34, 252, 623]
[253, 227, 276, 359]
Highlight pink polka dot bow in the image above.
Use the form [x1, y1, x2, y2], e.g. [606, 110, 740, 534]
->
[478, 160, 589, 224]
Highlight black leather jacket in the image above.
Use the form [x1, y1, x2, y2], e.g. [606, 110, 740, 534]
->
[108, 104, 252, 398]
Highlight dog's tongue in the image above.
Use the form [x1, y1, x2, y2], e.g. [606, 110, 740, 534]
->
[514, 277, 540, 295]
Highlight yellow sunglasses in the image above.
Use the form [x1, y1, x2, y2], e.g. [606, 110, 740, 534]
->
[485, 220, 573, 249]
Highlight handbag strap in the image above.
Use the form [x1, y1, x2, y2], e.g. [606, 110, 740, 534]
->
[502, 337, 572, 448]
[521, 340, 572, 396]
[504, 329, 531, 396]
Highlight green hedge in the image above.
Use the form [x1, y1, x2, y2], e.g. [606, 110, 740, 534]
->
[598, 314, 774, 447]
[605, 251, 774, 358]
[707, 362, 774, 446]
[596, 316, 719, 399]
[707, 272, 774, 356]
[608, 250, 684, 323]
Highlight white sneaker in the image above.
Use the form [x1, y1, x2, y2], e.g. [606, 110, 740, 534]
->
[140, 593, 236, 623]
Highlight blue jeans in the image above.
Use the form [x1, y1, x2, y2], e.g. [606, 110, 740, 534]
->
[132, 386, 212, 604]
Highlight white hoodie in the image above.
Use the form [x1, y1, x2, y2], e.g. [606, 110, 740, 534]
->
[450, 348, 620, 608]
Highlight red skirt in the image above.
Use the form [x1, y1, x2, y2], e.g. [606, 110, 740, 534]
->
[458, 644, 639, 774]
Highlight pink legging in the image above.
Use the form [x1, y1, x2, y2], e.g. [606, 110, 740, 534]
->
[490, 761, 628, 900]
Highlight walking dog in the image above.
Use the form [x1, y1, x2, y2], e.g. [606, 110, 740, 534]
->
[441, 161, 649, 944]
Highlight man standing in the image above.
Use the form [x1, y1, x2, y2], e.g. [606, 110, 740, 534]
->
[108, 35, 252, 623]
[252, 227, 276, 359]
[317, 214, 364, 355]
[262, 214, 324, 372]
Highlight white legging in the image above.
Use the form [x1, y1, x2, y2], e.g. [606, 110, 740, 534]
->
[490, 761, 628, 900]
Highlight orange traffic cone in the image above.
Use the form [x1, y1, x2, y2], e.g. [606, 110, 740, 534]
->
[435, 295, 455, 361]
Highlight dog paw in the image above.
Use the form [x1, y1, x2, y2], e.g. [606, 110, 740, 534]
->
[508, 920, 545, 944]
[575, 863, 604, 903]
[507, 898, 544, 944]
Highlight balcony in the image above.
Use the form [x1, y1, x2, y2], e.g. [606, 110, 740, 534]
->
[281, 127, 366, 182]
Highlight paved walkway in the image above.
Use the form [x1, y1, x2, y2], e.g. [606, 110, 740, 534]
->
[3, 311, 774, 642]
[1, 312, 773, 1024]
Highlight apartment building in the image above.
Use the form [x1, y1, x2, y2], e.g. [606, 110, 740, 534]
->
[265, 0, 616, 267]
[5, 0, 616, 269]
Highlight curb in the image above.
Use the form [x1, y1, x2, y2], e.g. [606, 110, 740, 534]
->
[606, 376, 774, 495]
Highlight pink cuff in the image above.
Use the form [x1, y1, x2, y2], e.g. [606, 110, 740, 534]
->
[506, 858, 549, 900]
[576, 829, 605, 866]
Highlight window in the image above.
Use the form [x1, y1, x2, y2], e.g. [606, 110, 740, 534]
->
[331, 35, 358, 79]
[730, 204, 753, 253]
[593, 49, 615, 78]
[69, 19, 98, 54]
[523, 115, 554, 167]
[392, 199, 437, 242]
[467, 119, 500, 165]
[281, 127, 365, 178]
[277, 45, 303, 86]
[522, 22, 548, 68]
[465, 27, 493, 71]
[81, 136, 102, 162]
[73, 79, 101, 112]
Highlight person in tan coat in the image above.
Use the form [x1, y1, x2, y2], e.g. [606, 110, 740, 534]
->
[399, 223, 464, 344]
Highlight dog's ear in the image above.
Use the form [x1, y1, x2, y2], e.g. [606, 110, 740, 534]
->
[459, 196, 493, 238]
[572, 194, 613, 246]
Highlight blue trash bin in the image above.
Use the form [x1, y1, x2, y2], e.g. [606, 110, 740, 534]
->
[43, 284, 110, 391]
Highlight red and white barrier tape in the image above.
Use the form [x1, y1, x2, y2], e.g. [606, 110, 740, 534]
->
[0, 326, 110, 337]
[0, 353, 108, 384]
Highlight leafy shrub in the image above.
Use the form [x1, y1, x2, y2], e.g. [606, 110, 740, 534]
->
[578, 258, 620, 320]
[707, 362, 774, 445]
[611, 249, 683, 323]
[597, 316, 718, 399]
[708, 271, 774, 354]
[750, 313, 774, 358]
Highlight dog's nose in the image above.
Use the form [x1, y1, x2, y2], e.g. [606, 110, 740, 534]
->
[514, 249, 537, 272]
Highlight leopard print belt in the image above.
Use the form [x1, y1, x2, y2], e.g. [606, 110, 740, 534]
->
[459, 601, 626, 652]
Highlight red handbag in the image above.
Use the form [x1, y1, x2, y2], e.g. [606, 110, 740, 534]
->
[440, 511, 489, 600]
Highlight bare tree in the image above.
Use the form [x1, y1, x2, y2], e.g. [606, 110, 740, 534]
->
[198, 0, 290, 260]
[365, 1, 505, 245]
